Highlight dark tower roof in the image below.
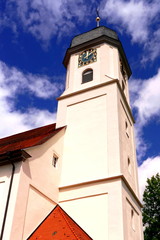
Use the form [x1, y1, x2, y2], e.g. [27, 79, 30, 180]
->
[63, 26, 132, 78]
[71, 26, 118, 47]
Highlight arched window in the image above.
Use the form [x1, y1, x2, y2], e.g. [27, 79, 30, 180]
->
[82, 69, 93, 84]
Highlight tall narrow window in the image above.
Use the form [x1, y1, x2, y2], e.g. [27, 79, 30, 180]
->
[128, 157, 131, 174]
[131, 209, 135, 231]
[82, 69, 93, 84]
[125, 120, 129, 138]
[52, 154, 58, 168]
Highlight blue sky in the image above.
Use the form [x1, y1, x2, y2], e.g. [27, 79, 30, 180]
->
[0, 0, 160, 198]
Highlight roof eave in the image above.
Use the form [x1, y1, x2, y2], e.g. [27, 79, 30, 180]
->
[0, 150, 31, 166]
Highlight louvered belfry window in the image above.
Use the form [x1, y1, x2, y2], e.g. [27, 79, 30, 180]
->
[82, 69, 93, 83]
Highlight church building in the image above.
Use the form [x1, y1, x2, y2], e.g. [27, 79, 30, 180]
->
[0, 25, 144, 239]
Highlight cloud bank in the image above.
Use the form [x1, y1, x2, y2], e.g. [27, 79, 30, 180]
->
[1, 0, 160, 61]
[101, 0, 160, 61]
[129, 69, 160, 160]
[0, 61, 63, 138]
[129, 69, 160, 197]
[1, 0, 92, 42]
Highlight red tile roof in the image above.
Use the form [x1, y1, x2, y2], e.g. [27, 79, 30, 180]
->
[0, 124, 65, 155]
[27, 205, 92, 240]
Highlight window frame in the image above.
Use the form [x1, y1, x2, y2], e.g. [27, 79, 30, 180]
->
[82, 68, 93, 84]
[52, 154, 59, 168]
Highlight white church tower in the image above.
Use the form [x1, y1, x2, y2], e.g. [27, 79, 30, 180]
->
[0, 25, 144, 240]
[56, 26, 144, 239]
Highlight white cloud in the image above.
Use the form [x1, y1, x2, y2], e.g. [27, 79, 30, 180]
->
[0, 61, 62, 138]
[2, 0, 91, 42]
[129, 69, 160, 160]
[138, 156, 160, 200]
[142, 28, 160, 63]
[0, 61, 63, 99]
[2, 0, 160, 61]
[130, 69, 160, 126]
[135, 71, 160, 199]
[0, 107, 56, 138]
[133, 70, 160, 125]
[134, 127, 148, 163]
[101, 0, 160, 61]
[101, 0, 159, 43]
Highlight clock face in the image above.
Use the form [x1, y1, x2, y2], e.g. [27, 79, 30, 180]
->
[78, 48, 97, 67]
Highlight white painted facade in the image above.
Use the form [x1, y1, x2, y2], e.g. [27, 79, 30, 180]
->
[57, 38, 143, 239]
[0, 27, 143, 240]
[0, 129, 65, 240]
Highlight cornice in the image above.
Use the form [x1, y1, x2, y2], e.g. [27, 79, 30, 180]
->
[57, 79, 135, 123]
[59, 174, 142, 208]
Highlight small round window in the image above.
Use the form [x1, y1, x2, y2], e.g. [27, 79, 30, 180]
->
[82, 69, 93, 84]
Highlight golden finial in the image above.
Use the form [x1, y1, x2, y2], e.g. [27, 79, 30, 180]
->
[96, 9, 101, 27]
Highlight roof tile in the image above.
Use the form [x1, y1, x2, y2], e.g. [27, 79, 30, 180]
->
[0, 124, 64, 155]
[27, 205, 92, 240]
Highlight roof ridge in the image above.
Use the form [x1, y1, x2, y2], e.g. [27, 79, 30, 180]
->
[58, 207, 80, 240]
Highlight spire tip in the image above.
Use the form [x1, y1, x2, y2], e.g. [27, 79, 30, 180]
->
[96, 8, 101, 27]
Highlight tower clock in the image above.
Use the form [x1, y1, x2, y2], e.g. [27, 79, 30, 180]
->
[78, 48, 97, 67]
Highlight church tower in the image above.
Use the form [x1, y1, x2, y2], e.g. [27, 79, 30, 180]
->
[56, 26, 143, 239]
[0, 25, 144, 240]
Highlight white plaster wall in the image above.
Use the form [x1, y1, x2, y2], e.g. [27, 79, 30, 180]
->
[59, 178, 124, 240]
[118, 90, 139, 197]
[23, 186, 56, 239]
[60, 94, 108, 186]
[0, 163, 22, 240]
[9, 128, 65, 240]
[122, 180, 144, 240]
[106, 84, 121, 177]
[61, 194, 108, 239]
[58, 82, 122, 186]
[0, 168, 9, 233]
[63, 43, 120, 96]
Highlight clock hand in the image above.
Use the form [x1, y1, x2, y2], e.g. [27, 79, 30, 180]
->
[84, 51, 93, 59]
[84, 51, 89, 59]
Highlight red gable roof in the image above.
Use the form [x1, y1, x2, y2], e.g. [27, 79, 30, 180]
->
[27, 205, 92, 240]
[0, 124, 65, 155]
